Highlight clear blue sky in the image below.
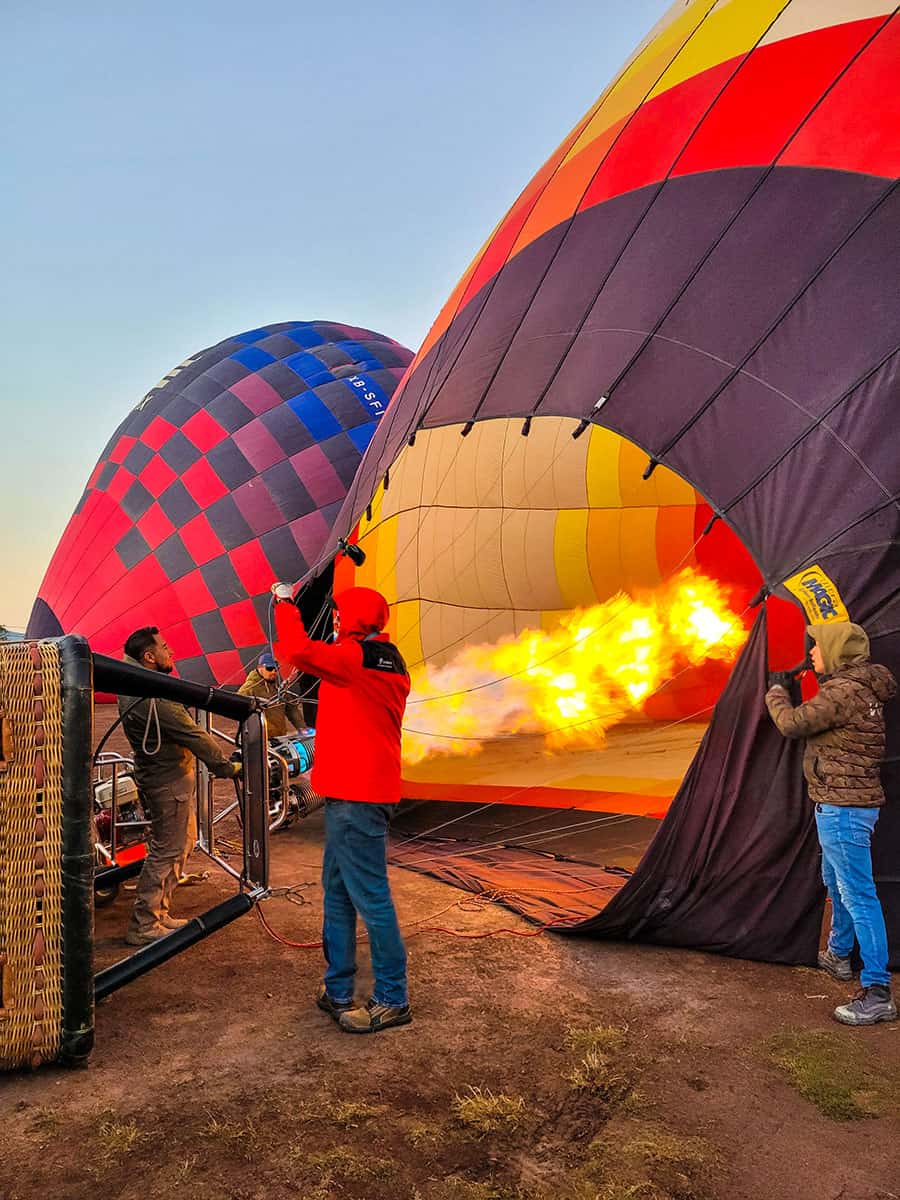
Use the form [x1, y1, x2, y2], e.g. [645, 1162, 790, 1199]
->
[1, 0, 668, 630]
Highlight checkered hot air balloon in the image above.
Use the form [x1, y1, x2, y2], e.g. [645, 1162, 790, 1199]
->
[27, 322, 412, 686]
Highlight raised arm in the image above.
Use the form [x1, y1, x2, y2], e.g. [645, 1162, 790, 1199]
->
[274, 601, 358, 687]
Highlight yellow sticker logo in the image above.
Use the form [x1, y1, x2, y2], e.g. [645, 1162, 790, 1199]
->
[783, 565, 849, 624]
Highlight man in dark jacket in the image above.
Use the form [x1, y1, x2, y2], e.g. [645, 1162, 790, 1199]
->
[119, 627, 241, 946]
[766, 621, 897, 1025]
[275, 587, 411, 1034]
[238, 651, 306, 739]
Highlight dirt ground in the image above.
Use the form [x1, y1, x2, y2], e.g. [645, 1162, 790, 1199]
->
[1, 719, 899, 1200]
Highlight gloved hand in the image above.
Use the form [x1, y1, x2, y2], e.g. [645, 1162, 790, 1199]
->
[767, 671, 794, 692]
[768, 671, 802, 706]
[226, 760, 242, 779]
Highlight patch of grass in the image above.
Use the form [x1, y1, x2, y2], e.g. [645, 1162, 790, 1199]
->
[202, 1112, 255, 1142]
[451, 1086, 526, 1137]
[625, 1129, 717, 1189]
[590, 1186, 662, 1200]
[29, 1106, 63, 1136]
[766, 1029, 897, 1121]
[422, 1177, 524, 1200]
[95, 1115, 146, 1160]
[200, 1111, 267, 1162]
[174, 1154, 199, 1183]
[584, 1125, 718, 1200]
[567, 1049, 633, 1107]
[564, 1024, 627, 1057]
[406, 1119, 443, 1151]
[620, 1088, 652, 1116]
[259, 1089, 385, 1127]
[331, 1099, 386, 1126]
[290, 1145, 395, 1183]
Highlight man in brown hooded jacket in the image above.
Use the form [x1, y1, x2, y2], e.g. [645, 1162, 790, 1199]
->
[766, 621, 896, 1025]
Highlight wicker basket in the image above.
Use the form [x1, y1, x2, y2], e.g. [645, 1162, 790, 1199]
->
[0, 636, 94, 1070]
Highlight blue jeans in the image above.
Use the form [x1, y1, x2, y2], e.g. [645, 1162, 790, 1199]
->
[815, 804, 891, 988]
[322, 799, 408, 1007]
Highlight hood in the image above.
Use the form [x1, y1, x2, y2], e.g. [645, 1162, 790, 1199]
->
[334, 587, 390, 642]
[807, 621, 870, 675]
[244, 669, 270, 688]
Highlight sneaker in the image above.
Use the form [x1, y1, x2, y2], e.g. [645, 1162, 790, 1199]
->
[338, 997, 412, 1035]
[818, 947, 853, 981]
[125, 923, 168, 946]
[160, 915, 190, 930]
[833, 985, 898, 1026]
[316, 984, 354, 1022]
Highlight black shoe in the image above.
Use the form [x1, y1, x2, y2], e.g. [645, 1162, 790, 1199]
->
[338, 997, 412, 1034]
[316, 984, 354, 1022]
[818, 947, 853, 981]
[833, 985, 897, 1026]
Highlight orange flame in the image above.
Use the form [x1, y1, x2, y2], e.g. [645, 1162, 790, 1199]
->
[402, 569, 747, 764]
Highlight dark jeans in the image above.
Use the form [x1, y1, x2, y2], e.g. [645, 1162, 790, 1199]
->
[322, 799, 408, 1007]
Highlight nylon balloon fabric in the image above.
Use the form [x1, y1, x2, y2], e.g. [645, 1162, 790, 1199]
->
[27, 322, 412, 686]
[322, 2, 900, 965]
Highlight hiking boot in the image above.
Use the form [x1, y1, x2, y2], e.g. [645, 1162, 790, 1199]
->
[833, 985, 897, 1026]
[125, 923, 168, 946]
[818, 947, 853, 981]
[316, 984, 354, 1022]
[338, 998, 412, 1035]
[161, 915, 190, 930]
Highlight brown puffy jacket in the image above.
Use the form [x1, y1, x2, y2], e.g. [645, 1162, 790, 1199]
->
[766, 622, 897, 808]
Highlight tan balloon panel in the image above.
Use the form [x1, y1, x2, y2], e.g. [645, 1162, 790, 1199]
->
[760, 0, 892, 46]
[354, 417, 704, 668]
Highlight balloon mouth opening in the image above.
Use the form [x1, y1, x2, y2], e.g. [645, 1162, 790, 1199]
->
[341, 416, 808, 906]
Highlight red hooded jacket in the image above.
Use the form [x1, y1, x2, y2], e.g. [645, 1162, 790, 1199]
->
[274, 587, 410, 804]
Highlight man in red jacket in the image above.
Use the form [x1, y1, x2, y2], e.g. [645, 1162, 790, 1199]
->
[275, 586, 412, 1033]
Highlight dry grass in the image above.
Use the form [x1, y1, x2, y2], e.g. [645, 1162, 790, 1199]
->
[585, 1126, 719, 1200]
[201, 1112, 256, 1141]
[592, 1185, 668, 1200]
[562, 1021, 637, 1122]
[301, 1145, 396, 1181]
[198, 1110, 266, 1163]
[406, 1119, 444, 1150]
[95, 1115, 146, 1160]
[564, 1024, 627, 1057]
[28, 1107, 63, 1136]
[567, 1048, 633, 1099]
[173, 1153, 199, 1183]
[331, 1099, 386, 1126]
[416, 1178, 524, 1200]
[451, 1086, 527, 1137]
